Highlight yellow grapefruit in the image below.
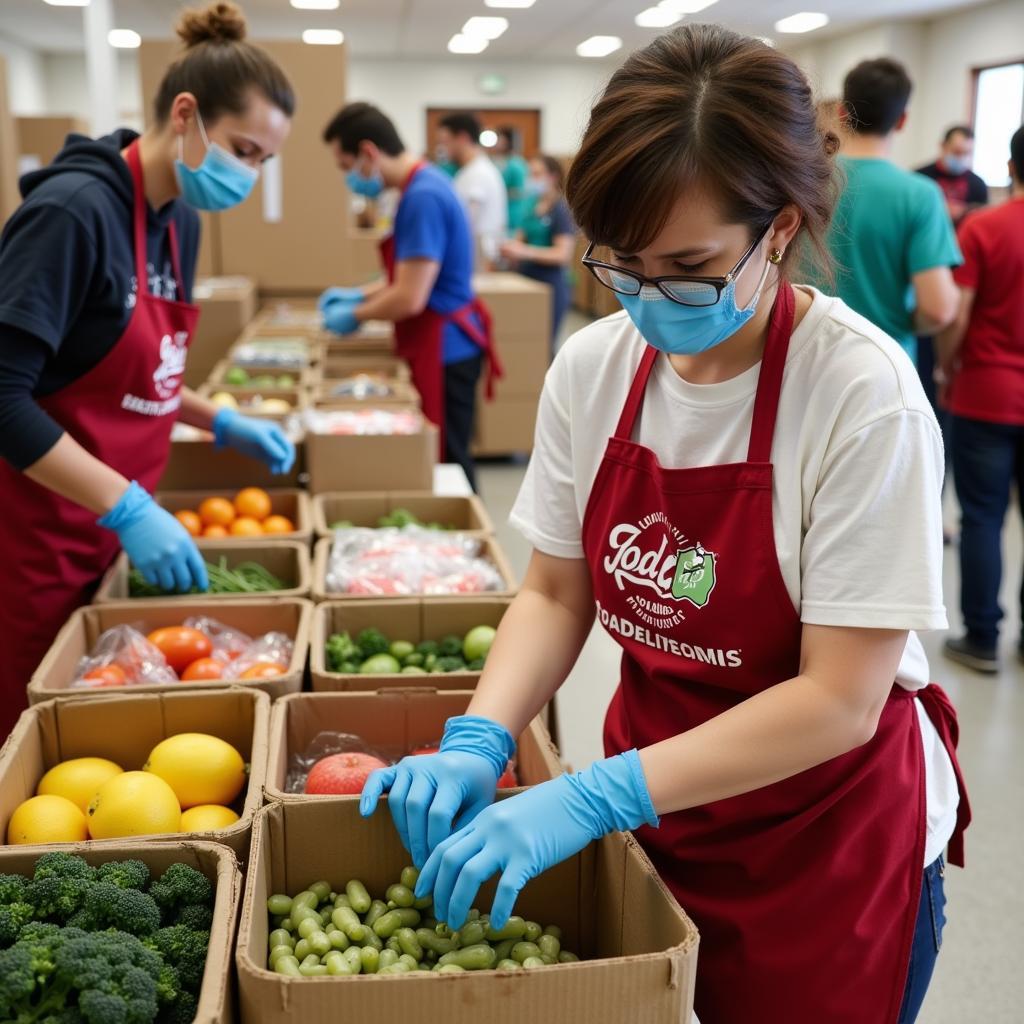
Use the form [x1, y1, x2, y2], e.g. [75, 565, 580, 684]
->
[180, 804, 240, 831]
[7, 794, 88, 844]
[87, 771, 181, 839]
[144, 733, 246, 809]
[36, 757, 124, 814]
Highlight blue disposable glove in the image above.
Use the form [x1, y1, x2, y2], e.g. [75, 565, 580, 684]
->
[212, 408, 295, 474]
[361, 715, 516, 869]
[416, 749, 658, 930]
[317, 286, 366, 312]
[98, 481, 208, 594]
[322, 300, 360, 336]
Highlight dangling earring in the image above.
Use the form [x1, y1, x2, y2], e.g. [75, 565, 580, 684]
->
[768, 248, 783, 265]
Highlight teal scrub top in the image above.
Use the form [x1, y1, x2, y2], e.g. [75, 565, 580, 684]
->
[500, 155, 530, 232]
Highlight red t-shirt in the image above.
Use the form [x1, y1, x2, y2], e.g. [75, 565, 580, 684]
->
[948, 197, 1024, 424]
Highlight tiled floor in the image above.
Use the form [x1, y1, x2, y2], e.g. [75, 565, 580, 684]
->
[476, 338, 1023, 1019]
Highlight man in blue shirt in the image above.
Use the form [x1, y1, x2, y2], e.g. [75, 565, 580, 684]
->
[320, 103, 499, 489]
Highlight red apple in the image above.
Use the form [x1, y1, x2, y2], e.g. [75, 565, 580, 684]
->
[304, 752, 388, 795]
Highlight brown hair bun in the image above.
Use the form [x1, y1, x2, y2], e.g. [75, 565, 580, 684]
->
[176, 1, 247, 48]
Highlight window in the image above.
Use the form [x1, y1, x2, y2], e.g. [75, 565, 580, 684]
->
[972, 61, 1024, 188]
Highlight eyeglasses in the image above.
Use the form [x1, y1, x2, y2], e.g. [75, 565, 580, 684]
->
[581, 221, 774, 308]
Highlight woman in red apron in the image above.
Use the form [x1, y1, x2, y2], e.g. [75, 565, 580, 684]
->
[364, 24, 969, 1024]
[0, 2, 295, 737]
[317, 102, 502, 490]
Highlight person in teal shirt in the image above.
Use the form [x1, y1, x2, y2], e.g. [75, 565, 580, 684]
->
[500, 154, 576, 348]
[822, 58, 960, 362]
[493, 127, 530, 232]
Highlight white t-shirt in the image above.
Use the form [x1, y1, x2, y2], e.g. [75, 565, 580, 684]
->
[453, 154, 508, 266]
[511, 287, 958, 866]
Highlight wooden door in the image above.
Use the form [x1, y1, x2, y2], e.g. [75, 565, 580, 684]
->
[426, 108, 542, 159]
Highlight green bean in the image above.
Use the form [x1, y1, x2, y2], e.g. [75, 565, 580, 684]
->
[299, 963, 328, 977]
[435, 923, 451, 938]
[373, 910, 403, 938]
[400, 866, 419, 891]
[324, 951, 352, 976]
[332, 905, 366, 941]
[522, 957, 546, 970]
[435, 963, 466, 974]
[386, 883, 415, 908]
[398, 954, 419, 970]
[361, 928, 383, 951]
[485, 916, 527, 942]
[269, 929, 293, 950]
[301, 954, 321, 968]
[268, 945, 295, 967]
[386, 935, 402, 953]
[378, 948, 399, 970]
[386, 900, 397, 910]
[279, 917, 296, 933]
[522, 921, 542, 943]
[538, 934, 561, 960]
[540, 955, 556, 965]
[491, 939, 515, 963]
[396, 928, 422, 960]
[309, 881, 332, 903]
[360, 947, 380, 974]
[453, 920, 487, 947]
[413, 894, 434, 910]
[379, 963, 413, 975]
[267, 894, 293, 916]
[273, 955, 301, 977]
[296, 917, 321, 940]
[307, 931, 331, 957]
[293, 938, 313, 961]
[438, 943, 496, 971]
[364, 899, 388, 927]
[543, 925, 563, 941]
[496, 959, 522, 971]
[327, 930, 349, 951]
[329, 892, 338, 902]
[416, 928, 454, 956]
[342, 946, 363, 974]
[290, 904, 319, 926]
[320, 908, 334, 927]
[292, 891, 318, 910]
[558, 951, 579, 964]
[333, 894, 351, 909]
[511, 941, 541, 964]
[346, 880, 372, 914]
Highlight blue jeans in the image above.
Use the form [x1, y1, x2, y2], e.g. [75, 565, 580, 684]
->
[951, 415, 1024, 647]
[898, 856, 947, 1024]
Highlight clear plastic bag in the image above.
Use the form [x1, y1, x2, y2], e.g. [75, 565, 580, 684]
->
[223, 632, 294, 681]
[325, 525, 505, 596]
[183, 616, 252, 664]
[71, 625, 177, 689]
[285, 731, 393, 794]
[302, 408, 423, 436]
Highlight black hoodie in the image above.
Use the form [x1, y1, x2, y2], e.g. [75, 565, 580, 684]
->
[0, 129, 199, 470]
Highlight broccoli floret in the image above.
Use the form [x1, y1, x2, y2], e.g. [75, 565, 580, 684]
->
[467, 657, 486, 672]
[148, 866, 212, 923]
[76, 882, 160, 937]
[325, 631, 363, 672]
[355, 628, 389, 657]
[0, 902, 36, 947]
[144, 927, 208, 993]
[171, 905, 212, 932]
[26, 877, 91, 925]
[436, 656, 467, 673]
[415, 640, 439, 657]
[95, 861, 150, 892]
[437, 634, 463, 657]
[33, 854, 95, 884]
[0, 872, 29, 904]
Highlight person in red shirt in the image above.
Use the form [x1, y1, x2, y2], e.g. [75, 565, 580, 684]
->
[939, 125, 1024, 673]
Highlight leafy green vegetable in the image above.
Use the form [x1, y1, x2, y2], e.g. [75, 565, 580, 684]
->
[438, 634, 463, 658]
[128, 559, 286, 597]
[355, 628, 390, 657]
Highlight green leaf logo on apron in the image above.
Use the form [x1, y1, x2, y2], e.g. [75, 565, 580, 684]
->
[671, 544, 717, 607]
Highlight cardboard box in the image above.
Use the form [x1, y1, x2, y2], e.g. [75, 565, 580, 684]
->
[310, 597, 512, 692]
[474, 271, 551, 333]
[156, 489, 313, 545]
[198, 387, 309, 420]
[348, 227, 386, 280]
[314, 377, 419, 409]
[94, 541, 312, 604]
[159, 436, 304, 491]
[186, 276, 258, 388]
[312, 492, 493, 539]
[305, 421, 437, 494]
[28, 599, 314, 704]
[0, 840, 239, 1024]
[236, 800, 698, 1024]
[16, 115, 88, 167]
[474, 396, 538, 456]
[206, 359, 315, 391]
[0, 57, 21, 228]
[249, 302, 322, 337]
[316, 352, 410, 385]
[265, 690, 562, 802]
[312, 535, 516, 603]
[0, 689, 270, 859]
[229, 332, 316, 371]
[486, 337, 548, 398]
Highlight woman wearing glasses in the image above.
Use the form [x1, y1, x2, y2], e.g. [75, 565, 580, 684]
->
[363, 24, 969, 1024]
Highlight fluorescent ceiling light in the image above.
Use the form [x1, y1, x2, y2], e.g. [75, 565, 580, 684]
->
[302, 28, 344, 44]
[462, 16, 509, 40]
[774, 11, 829, 33]
[290, 0, 339, 9]
[485, 0, 536, 7]
[658, 0, 718, 13]
[448, 34, 489, 54]
[44, 0, 90, 6]
[576, 35, 622, 58]
[480, 129, 498, 148]
[636, 6, 681, 27]
[108, 29, 141, 48]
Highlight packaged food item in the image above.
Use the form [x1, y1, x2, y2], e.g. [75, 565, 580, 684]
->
[302, 408, 423, 436]
[71, 625, 178, 689]
[232, 338, 309, 370]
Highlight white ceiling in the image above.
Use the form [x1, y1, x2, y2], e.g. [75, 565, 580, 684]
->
[0, 0, 993, 58]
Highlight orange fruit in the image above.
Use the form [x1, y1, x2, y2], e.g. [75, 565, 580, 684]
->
[36, 757, 124, 814]
[229, 516, 263, 537]
[234, 487, 272, 521]
[180, 804, 239, 831]
[240, 662, 288, 680]
[8, 794, 89, 844]
[198, 496, 236, 528]
[261, 515, 295, 535]
[203, 524, 229, 538]
[181, 657, 224, 682]
[144, 734, 246, 808]
[175, 509, 202, 536]
[87, 772, 181, 839]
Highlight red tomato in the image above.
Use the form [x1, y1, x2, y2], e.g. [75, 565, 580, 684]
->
[146, 627, 212, 674]
[180, 657, 224, 682]
[304, 752, 388, 795]
[239, 662, 288, 680]
[81, 664, 129, 688]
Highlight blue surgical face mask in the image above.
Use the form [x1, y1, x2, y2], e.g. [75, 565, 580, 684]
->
[173, 112, 259, 212]
[942, 155, 970, 176]
[346, 158, 384, 199]
[523, 177, 546, 199]
[617, 257, 772, 356]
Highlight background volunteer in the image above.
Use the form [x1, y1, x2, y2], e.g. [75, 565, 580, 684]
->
[0, 1, 295, 736]
[492, 126, 530, 234]
[319, 102, 498, 490]
[917, 125, 989, 226]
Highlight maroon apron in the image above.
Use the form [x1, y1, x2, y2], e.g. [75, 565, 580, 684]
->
[379, 162, 503, 456]
[0, 140, 198, 737]
[581, 282, 970, 1024]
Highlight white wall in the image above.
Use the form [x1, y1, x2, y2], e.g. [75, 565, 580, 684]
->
[0, 33, 46, 115]
[347, 56, 616, 157]
[42, 51, 142, 129]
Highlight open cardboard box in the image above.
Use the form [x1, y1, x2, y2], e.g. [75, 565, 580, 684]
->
[28, 598, 313, 704]
[199, 387, 309, 421]
[249, 302, 322, 337]
[311, 535, 516, 603]
[311, 491, 493, 539]
[310, 597, 511, 692]
[265, 690, 562, 802]
[159, 436, 304, 490]
[236, 799, 698, 1024]
[205, 358, 315, 391]
[305, 420, 437, 494]
[0, 689, 269, 860]
[94, 541, 312, 604]
[156, 489, 314, 546]
[316, 352, 410, 384]
[313, 377, 420, 410]
[229, 333, 315, 372]
[0, 840, 240, 1024]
